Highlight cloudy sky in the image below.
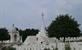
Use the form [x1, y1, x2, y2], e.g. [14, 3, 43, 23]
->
[0, 0, 82, 30]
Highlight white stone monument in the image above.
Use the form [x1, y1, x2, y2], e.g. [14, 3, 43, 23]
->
[9, 24, 21, 43]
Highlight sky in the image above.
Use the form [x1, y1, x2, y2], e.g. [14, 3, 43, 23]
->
[0, 0, 82, 30]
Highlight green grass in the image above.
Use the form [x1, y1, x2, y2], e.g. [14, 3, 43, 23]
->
[55, 48, 58, 50]
[44, 48, 58, 50]
[65, 43, 71, 50]
[44, 48, 50, 50]
[2, 47, 16, 50]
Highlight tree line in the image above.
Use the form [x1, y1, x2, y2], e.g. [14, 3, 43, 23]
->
[0, 28, 39, 42]
[0, 14, 81, 42]
[19, 29, 39, 42]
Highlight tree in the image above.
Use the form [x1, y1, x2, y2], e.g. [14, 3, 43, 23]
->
[47, 14, 81, 39]
[19, 29, 39, 42]
[0, 28, 10, 42]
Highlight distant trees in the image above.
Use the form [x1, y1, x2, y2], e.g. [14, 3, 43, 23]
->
[0, 28, 10, 42]
[19, 29, 39, 42]
[0, 27, 39, 42]
[47, 14, 81, 39]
